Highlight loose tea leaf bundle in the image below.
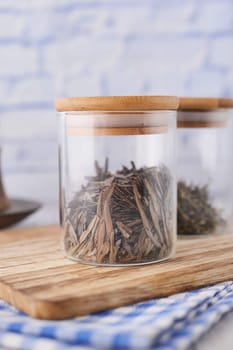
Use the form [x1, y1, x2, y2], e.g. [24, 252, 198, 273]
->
[178, 181, 224, 235]
[64, 159, 173, 265]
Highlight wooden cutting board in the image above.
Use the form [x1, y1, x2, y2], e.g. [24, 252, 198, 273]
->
[0, 225, 233, 320]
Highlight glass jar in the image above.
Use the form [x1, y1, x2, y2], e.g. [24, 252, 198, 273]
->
[177, 97, 233, 236]
[218, 98, 233, 231]
[55, 95, 178, 266]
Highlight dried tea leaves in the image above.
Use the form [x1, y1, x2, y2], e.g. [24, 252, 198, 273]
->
[64, 160, 174, 265]
[178, 181, 225, 235]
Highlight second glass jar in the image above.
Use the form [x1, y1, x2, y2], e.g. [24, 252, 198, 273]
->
[177, 97, 233, 236]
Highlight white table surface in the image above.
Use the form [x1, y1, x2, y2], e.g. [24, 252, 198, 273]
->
[4, 204, 233, 350]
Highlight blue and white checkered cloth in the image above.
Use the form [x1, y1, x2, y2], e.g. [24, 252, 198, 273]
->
[0, 281, 233, 350]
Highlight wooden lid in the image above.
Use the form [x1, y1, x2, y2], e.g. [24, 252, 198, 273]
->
[218, 98, 233, 109]
[55, 95, 179, 112]
[179, 97, 219, 111]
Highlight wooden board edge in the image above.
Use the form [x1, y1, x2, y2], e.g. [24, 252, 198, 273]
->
[1, 258, 232, 320]
[0, 280, 64, 320]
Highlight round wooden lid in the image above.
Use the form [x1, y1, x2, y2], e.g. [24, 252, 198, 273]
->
[218, 98, 233, 109]
[55, 95, 179, 112]
[179, 97, 219, 111]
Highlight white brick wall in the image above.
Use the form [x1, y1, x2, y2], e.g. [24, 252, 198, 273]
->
[210, 38, 233, 67]
[0, 46, 39, 76]
[0, 14, 25, 39]
[0, 0, 233, 225]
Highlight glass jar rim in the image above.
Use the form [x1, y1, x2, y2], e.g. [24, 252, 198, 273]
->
[63, 110, 175, 136]
[178, 109, 229, 128]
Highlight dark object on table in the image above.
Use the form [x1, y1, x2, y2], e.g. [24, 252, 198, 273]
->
[0, 178, 9, 211]
[0, 198, 41, 229]
[0, 150, 10, 212]
[0, 148, 41, 229]
[178, 180, 224, 235]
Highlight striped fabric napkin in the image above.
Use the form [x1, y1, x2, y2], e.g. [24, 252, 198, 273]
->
[0, 281, 233, 350]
